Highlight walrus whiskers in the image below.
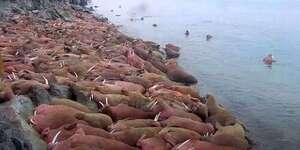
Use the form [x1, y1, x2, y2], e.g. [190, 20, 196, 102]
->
[176, 139, 191, 149]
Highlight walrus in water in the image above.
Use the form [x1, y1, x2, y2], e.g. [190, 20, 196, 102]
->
[263, 53, 276, 65]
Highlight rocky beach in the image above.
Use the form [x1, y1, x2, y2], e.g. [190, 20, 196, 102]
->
[0, 0, 251, 150]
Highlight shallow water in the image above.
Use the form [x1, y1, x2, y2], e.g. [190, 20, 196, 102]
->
[90, 0, 300, 149]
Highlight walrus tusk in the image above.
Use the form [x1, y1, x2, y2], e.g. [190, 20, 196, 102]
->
[29, 118, 37, 126]
[73, 72, 78, 78]
[87, 64, 97, 73]
[150, 101, 158, 110]
[181, 102, 190, 111]
[98, 101, 105, 108]
[154, 112, 161, 122]
[109, 129, 116, 134]
[176, 139, 191, 150]
[12, 72, 17, 80]
[102, 79, 106, 85]
[89, 93, 94, 101]
[105, 97, 109, 106]
[34, 110, 37, 116]
[42, 75, 48, 85]
[146, 100, 155, 108]
[59, 61, 64, 68]
[7, 75, 12, 80]
[51, 130, 62, 144]
[15, 51, 19, 56]
[93, 75, 103, 82]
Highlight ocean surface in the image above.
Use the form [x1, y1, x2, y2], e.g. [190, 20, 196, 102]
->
[90, 0, 300, 149]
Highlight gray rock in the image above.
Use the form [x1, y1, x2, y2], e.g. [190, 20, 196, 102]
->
[0, 100, 47, 150]
[0, 121, 32, 150]
[10, 95, 34, 119]
[28, 85, 52, 106]
[49, 84, 72, 99]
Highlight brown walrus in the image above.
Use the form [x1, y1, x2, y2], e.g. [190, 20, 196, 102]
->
[165, 60, 197, 85]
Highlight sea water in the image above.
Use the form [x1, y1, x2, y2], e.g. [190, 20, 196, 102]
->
[90, 0, 300, 149]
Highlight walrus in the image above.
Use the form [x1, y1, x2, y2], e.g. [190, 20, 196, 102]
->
[200, 133, 250, 150]
[156, 101, 202, 122]
[206, 94, 236, 126]
[41, 123, 113, 144]
[160, 116, 215, 135]
[29, 104, 85, 132]
[164, 44, 180, 59]
[52, 131, 138, 150]
[50, 98, 93, 113]
[215, 123, 245, 139]
[91, 91, 129, 107]
[74, 112, 113, 129]
[103, 104, 156, 121]
[122, 75, 152, 89]
[137, 136, 172, 150]
[11, 79, 49, 95]
[165, 60, 197, 85]
[112, 127, 162, 146]
[172, 140, 238, 150]
[159, 127, 201, 146]
[109, 119, 161, 132]
[122, 90, 152, 110]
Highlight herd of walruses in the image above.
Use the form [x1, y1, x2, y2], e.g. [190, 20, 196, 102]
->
[0, 5, 252, 150]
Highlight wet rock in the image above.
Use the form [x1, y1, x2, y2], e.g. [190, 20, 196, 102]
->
[28, 85, 52, 106]
[10, 95, 34, 119]
[0, 99, 47, 150]
[0, 121, 32, 150]
[49, 83, 72, 99]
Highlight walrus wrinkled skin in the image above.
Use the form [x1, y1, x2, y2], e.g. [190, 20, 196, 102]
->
[29, 104, 85, 132]
[160, 116, 215, 135]
[164, 44, 180, 59]
[112, 127, 162, 146]
[74, 112, 113, 129]
[159, 127, 201, 146]
[11, 79, 49, 95]
[172, 140, 238, 150]
[137, 136, 172, 150]
[201, 133, 250, 150]
[156, 101, 202, 122]
[103, 104, 156, 121]
[91, 91, 129, 106]
[109, 119, 161, 132]
[52, 131, 138, 150]
[42, 123, 112, 144]
[50, 98, 93, 113]
[206, 95, 237, 126]
[165, 61, 197, 85]
[122, 75, 153, 89]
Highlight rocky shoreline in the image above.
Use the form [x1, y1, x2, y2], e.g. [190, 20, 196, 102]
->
[0, 1, 252, 150]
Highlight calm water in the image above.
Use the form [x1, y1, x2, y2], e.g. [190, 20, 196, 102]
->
[90, 0, 300, 149]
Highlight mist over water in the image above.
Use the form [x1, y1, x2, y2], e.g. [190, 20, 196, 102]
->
[90, 0, 300, 149]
